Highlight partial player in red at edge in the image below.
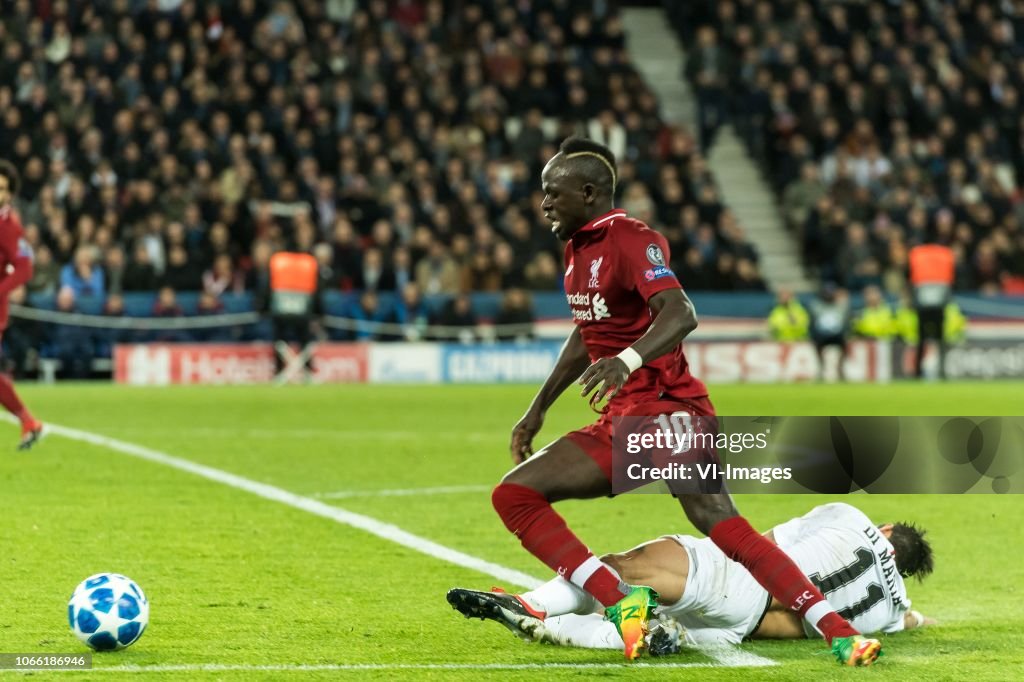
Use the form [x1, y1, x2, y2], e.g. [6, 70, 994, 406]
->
[0, 160, 44, 450]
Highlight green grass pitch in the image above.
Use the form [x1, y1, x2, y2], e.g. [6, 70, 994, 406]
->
[1, 382, 1021, 680]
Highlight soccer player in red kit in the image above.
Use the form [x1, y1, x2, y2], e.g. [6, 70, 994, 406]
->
[0, 161, 44, 449]
[448, 139, 880, 665]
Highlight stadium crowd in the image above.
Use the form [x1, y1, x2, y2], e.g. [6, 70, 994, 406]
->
[668, 0, 1024, 295]
[1, 0, 766, 352]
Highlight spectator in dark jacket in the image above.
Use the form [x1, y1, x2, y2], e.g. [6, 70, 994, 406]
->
[28, 245, 60, 295]
[3, 286, 40, 377]
[348, 290, 398, 341]
[95, 292, 132, 356]
[162, 245, 203, 291]
[123, 243, 159, 292]
[48, 287, 93, 378]
[152, 285, 187, 342]
[195, 290, 231, 342]
[434, 293, 478, 344]
[395, 282, 430, 341]
[495, 289, 535, 342]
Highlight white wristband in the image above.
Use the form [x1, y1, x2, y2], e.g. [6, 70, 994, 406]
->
[616, 347, 643, 374]
[910, 610, 925, 628]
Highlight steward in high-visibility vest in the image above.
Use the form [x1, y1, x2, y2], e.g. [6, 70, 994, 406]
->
[268, 251, 319, 377]
[894, 296, 918, 343]
[907, 243, 955, 378]
[909, 244, 955, 290]
[767, 290, 810, 341]
[269, 251, 318, 316]
[852, 285, 895, 339]
[943, 301, 967, 344]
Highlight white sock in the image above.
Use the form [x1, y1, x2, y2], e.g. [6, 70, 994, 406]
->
[804, 600, 834, 637]
[520, 576, 600, 617]
[540, 614, 623, 649]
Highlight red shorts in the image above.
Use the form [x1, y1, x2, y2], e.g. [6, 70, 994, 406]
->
[566, 395, 717, 481]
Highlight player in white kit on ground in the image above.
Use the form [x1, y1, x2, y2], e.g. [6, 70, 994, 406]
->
[449, 503, 934, 656]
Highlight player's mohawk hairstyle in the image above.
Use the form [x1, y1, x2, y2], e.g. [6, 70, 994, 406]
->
[559, 136, 617, 194]
[888, 522, 934, 581]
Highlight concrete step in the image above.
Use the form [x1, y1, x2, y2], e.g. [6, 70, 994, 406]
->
[622, 9, 696, 127]
[762, 257, 806, 269]
[738, 222, 783, 234]
[623, 8, 813, 293]
[759, 249, 803, 260]
[706, 124, 812, 291]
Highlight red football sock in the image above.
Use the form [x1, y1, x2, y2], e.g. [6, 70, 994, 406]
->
[492, 483, 626, 607]
[710, 516, 859, 644]
[0, 373, 32, 425]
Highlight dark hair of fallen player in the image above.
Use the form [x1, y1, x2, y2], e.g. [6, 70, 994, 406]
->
[887, 521, 934, 580]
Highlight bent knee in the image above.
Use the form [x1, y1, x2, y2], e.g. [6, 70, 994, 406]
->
[497, 458, 544, 491]
[491, 481, 537, 508]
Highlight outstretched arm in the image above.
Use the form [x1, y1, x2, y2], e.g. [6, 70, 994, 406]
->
[903, 610, 936, 630]
[509, 327, 590, 463]
[754, 608, 936, 640]
[579, 288, 698, 404]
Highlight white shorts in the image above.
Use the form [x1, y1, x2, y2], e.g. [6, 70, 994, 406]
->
[658, 535, 772, 646]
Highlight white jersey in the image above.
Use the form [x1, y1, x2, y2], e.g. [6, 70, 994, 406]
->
[657, 502, 910, 645]
[538, 503, 911, 651]
[773, 503, 910, 637]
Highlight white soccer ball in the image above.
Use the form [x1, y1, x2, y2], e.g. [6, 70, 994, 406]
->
[68, 573, 149, 651]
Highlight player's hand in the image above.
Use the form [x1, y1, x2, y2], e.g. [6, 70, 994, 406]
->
[510, 410, 544, 464]
[910, 610, 938, 627]
[578, 357, 631, 408]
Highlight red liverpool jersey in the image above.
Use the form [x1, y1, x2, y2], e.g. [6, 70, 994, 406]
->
[563, 208, 708, 407]
[0, 206, 29, 330]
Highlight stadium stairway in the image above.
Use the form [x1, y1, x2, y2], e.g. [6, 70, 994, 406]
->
[621, 8, 695, 126]
[707, 126, 815, 293]
[622, 8, 814, 294]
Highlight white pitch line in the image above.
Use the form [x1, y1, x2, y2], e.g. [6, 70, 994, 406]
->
[313, 485, 491, 499]
[107, 427, 495, 441]
[16, 418, 540, 591]
[12, 417, 776, 669]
